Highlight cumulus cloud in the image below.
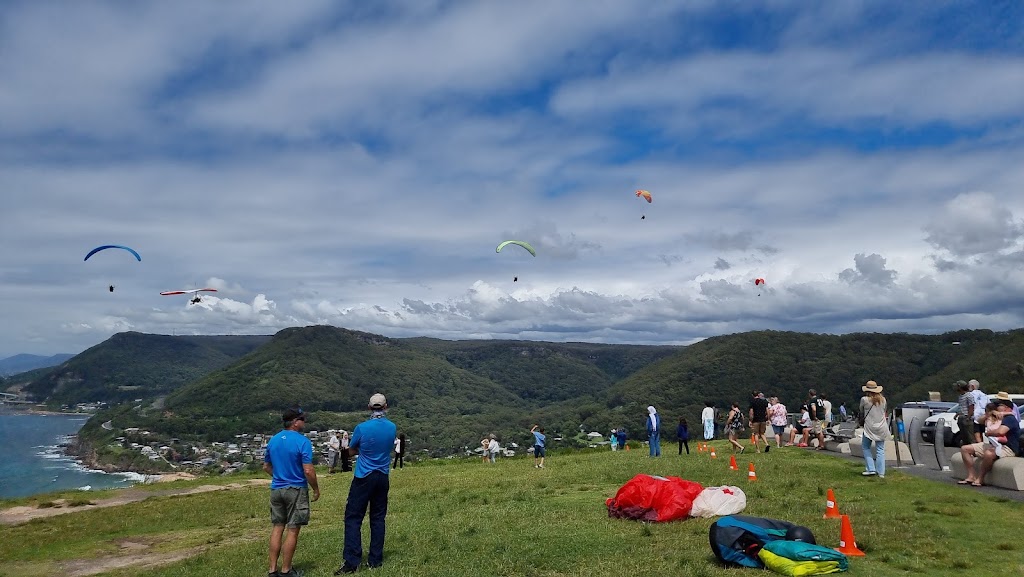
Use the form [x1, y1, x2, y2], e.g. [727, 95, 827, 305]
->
[924, 192, 1024, 258]
[839, 253, 897, 286]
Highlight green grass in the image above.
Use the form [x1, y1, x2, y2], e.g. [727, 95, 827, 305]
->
[2, 444, 1023, 576]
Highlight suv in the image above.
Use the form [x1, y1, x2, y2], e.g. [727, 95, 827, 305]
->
[922, 395, 1024, 446]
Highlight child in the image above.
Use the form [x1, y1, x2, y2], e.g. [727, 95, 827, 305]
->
[530, 424, 546, 468]
[677, 418, 690, 455]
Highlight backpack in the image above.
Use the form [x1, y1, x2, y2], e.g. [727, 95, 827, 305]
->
[709, 515, 799, 568]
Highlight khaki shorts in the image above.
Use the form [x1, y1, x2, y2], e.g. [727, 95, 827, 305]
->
[270, 487, 310, 527]
[752, 422, 767, 435]
[811, 421, 825, 435]
[968, 442, 1016, 459]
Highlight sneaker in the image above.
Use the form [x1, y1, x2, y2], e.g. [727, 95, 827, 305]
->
[334, 565, 358, 575]
[878, 475, 885, 479]
[269, 572, 280, 577]
[539, 464, 544, 468]
[279, 570, 304, 577]
[764, 445, 769, 453]
[739, 446, 745, 454]
[862, 471, 876, 476]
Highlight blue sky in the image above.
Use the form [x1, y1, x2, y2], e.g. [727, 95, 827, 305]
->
[2, 1, 1024, 357]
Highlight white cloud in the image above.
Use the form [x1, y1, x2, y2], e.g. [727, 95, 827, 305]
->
[3, 3, 1024, 357]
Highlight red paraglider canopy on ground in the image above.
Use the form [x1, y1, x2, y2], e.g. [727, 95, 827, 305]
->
[606, 474, 704, 522]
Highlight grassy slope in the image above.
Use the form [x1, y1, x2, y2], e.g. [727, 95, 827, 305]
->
[2, 445, 1022, 577]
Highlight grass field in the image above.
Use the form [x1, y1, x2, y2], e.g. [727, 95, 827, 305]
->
[2, 442, 1023, 576]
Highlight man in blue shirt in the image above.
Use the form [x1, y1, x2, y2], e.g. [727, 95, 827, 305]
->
[531, 424, 546, 468]
[336, 393, 397, 574]
[264, 407, 320, 577]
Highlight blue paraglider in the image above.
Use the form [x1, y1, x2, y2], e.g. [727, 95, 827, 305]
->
[84, 245, 141, 262]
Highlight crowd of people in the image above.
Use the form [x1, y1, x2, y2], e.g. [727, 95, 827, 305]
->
[954, 379, 1022, 487]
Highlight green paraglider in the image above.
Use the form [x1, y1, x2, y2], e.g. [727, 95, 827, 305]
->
[495, 240, 536, 257]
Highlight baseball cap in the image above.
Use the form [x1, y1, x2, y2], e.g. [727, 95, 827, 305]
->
[369, 393, 387, 409]
[282, 407, 306, 423]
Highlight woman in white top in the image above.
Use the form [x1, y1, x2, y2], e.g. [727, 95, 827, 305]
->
[859, 380, 891, 478]
[768, 397, 788, 449]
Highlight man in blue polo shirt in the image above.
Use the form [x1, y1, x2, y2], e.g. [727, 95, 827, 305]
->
[265, 407, 320, 577]
[336, 393, 397, 574]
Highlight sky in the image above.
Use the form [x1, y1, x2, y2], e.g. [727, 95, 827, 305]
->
[2, 1, 1024, 357]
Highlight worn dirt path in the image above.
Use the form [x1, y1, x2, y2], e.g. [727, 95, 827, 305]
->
[0, 478, 269, 526]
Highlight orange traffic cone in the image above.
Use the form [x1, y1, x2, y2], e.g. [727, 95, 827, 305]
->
[709, 447, 717, 459]
[747, 461, 757, 481]
[729, 455, 739, 470]
[823, 488, 842, 519]
[625, 443, 631, 451]
[751, 434, 757, 445]
[698, 442, 704, 452]
[835, 515, 865, 556]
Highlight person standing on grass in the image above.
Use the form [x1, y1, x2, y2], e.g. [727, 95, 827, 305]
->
[336, 393, 397, 575]
[646, 405, 662, 457]
[531, 425, 546, 468]
[617, 427, 628, 451]
[610, 428, 618, 451]
[487, 435, 500, 463]
[265, 407, 320, 577]
[392, 432, 406, 469]
[726, 402, 745, 453]
[859, 381, 890, 478]
[676, 417, 690, 455]
[327, 430, 341, 474]
[768, 396, 787, 449]
[748, 392, 770, 453]
[701, 401, 715, 440]
[339, 430, 352, 473]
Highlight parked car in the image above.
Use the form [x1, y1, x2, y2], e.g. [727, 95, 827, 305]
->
[921, 395, 1024, 446]
[906, 401, 957, 445]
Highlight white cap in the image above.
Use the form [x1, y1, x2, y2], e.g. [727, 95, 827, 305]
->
[369, 393, 387, 409]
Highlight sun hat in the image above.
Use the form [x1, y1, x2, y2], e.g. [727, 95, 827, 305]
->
[369, 393, 387, 409]
[862, 381, 883, 393]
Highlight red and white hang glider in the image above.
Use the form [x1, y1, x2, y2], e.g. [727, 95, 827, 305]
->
[160, 288, 218, 304]
[160, 288, 218, 296]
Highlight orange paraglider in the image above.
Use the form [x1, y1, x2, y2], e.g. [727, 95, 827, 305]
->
[635, 190, 651, 219]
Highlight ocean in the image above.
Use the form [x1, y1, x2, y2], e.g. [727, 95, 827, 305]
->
[0, 412, 144, 499]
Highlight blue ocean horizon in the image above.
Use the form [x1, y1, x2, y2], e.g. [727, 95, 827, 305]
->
[0, 412, 143, 499]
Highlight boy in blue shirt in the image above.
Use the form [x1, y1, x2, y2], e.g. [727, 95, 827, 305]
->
[531, 424, 546, 468]
[264, 407, 319, 577]
[336, 394, 397, 574]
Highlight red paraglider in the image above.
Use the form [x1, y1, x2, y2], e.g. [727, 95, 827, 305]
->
[754, 278, 765, 296]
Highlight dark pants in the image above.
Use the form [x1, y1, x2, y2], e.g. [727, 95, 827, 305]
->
[678, 440, 689, 455]
[343, 470, 390, 568]
[393, 453, 403, 468]
[340, 452, 352, 472]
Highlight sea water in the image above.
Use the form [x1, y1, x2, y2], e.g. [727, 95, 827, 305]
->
[0, 412, 144, 499]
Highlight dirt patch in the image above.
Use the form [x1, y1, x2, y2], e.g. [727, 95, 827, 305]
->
[0, 478, 269, 526]
[59, 547, 204, 577]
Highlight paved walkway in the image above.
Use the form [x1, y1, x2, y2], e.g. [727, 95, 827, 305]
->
[830, 442, 1024, 502]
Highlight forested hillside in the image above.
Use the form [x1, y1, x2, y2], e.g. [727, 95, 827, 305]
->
[24, 332, 272, 405]
[72, 326, 1024, 455]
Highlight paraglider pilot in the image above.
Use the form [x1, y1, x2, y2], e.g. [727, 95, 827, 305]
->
[109, 285, 115, 293]
[190, 296, 202, 305]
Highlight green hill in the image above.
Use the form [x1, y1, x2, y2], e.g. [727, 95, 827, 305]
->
[602, 329, 1024, 430]
[24, 332, 272, 406]
[72, 326, 1024, 457]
